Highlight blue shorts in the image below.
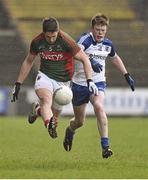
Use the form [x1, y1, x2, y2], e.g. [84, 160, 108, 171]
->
[72, 81, 106, 106]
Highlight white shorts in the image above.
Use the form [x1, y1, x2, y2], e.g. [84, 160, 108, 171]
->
[34, 71, 71, 110]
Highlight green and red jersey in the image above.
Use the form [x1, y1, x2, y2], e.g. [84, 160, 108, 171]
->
[30, 30, 81, 82]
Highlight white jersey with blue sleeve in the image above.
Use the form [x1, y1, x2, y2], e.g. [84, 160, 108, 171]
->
[72, 32, 116, 86]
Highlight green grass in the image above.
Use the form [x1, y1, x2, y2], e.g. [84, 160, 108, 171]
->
[0, 116, 148, 178]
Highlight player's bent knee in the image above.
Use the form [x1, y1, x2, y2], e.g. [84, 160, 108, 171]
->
[94, 103, 104, 112]
[70, 119, 84, 129]
[77, 121, 84, 128]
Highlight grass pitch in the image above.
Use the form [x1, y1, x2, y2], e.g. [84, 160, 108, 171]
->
[0, 116, 148, 179]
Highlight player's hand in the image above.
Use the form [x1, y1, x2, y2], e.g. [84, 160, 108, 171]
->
[87, 79, 98, 95]
[90, 58, 103, 73]
[124, 73, 135, 91]
[11, 82, 21, 102]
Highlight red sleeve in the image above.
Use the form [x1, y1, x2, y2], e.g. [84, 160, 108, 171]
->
[30, 40, 39, 55]
[60, 30, 81, 56]
[29, 33, 44, 55]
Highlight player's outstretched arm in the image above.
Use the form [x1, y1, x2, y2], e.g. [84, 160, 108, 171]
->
[124, 73, 135, 91]
[11, 82, 21, 102]
[16, 53, 36, 84]
[111, 54, 135, 91]
[11, 53, 36, 102]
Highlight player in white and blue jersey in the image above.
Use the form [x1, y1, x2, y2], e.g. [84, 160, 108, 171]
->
[63, 13, 135, 158]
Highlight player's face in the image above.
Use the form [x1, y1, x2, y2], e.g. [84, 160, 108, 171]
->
[92, 24, 107, 42]
[44, 31, 58, 44]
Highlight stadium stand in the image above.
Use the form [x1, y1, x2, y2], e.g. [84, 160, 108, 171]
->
[5, 0, 136, 41]
[5, 0, 135, 20]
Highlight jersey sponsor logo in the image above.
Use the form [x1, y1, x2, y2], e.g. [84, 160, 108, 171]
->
[40, 52, 63, 60]
[39, 51, 71, 61]
[89, 54, 106, 60]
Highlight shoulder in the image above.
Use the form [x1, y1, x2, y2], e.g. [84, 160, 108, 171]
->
[29, 33, 44, 54]
[59, 30, 75, 43]
[31, 32, 45, 43]
[77, 32, 92, 43]
[77, 32, 95, 50]
[103, 38, 116, 57]
[59, 30, 81, 55]
[102, 38, 114, 46]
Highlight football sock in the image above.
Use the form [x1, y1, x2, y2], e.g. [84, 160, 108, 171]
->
[101, 137, 109, 149]
[44, 119, 50, 127]
[53, 116, 58, 127]
[68, 126, 75, 133]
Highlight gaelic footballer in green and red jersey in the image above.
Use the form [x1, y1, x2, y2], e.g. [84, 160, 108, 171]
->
[30, 30, 81, 82]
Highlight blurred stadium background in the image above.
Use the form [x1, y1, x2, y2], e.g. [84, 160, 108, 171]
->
[0, 0, 148, 116]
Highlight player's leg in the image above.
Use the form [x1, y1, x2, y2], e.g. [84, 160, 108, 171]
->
[28, 100, 62, 126]
[36, 88, 57, 138]
[29, 71, 60, 138]
[70, 104, 87, 130]
[90, 90, 113, 158]
[63, 104, 87, 151]
[28, 102, 40, 124]
[63, 82, 89, 151]
[51, 101, 63, 128]
[28, 99, 61, 138]
[28, 72, 45, 124]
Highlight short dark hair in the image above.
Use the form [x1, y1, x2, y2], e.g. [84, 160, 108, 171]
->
[42, 17, 59, 33]
[91, 13, 109, 27]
